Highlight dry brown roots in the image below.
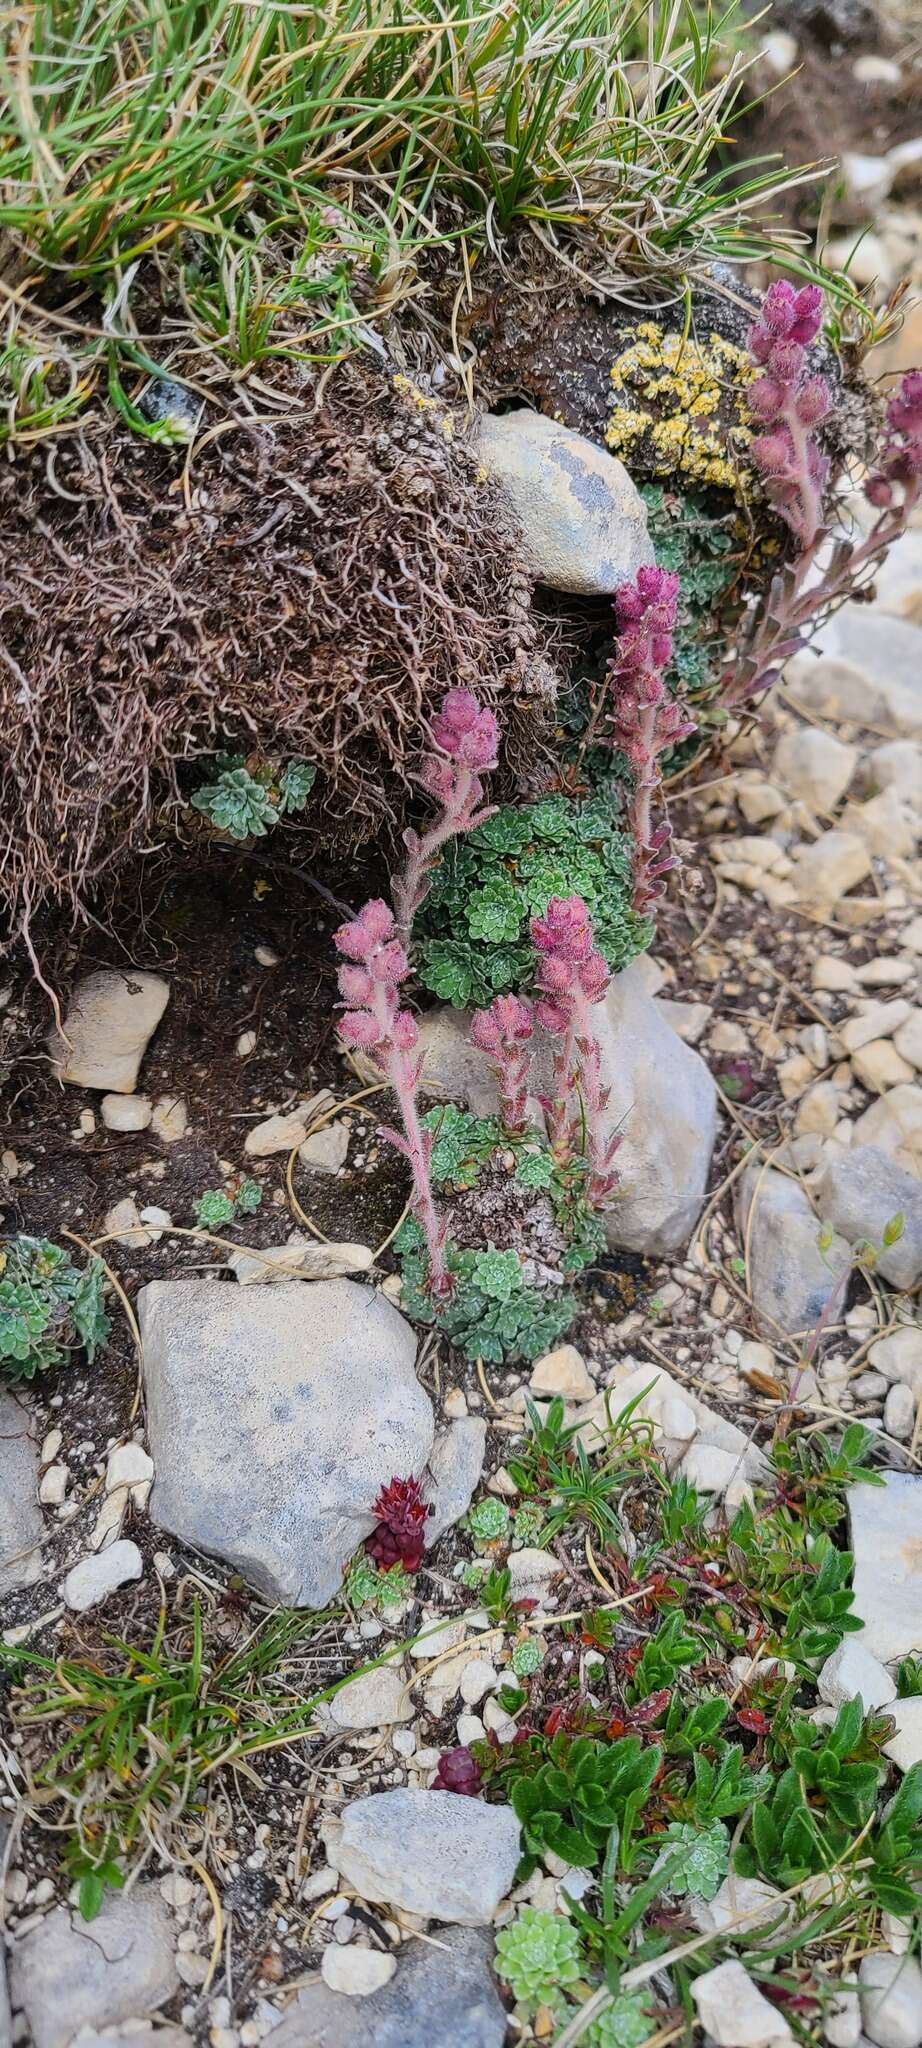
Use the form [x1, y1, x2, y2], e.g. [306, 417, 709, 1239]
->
[0, 364, 559, 938]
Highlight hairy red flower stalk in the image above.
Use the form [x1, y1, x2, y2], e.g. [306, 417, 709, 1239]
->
[601, 566, 694, 915]
[748, 280, 829, 549]
[531, 895, 621, 1205]
[722, 342, 922, 710]
[392, 687, 499, 940]
[366, 1473, 432, 1572]
[334, 898, 451, 1297]
[469, 993, 535, 1133]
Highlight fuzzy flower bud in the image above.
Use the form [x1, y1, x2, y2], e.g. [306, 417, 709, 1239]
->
[334, 898, 395, 960]
[430, 687, 499, 770]
[470, 992, 535, 1134]
[747, 279, 829, 546]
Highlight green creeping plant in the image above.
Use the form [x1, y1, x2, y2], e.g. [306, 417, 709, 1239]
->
[735, 1699, 890, 1892]
[488, 1731, 662, 1875]
[415, 792, 652, 1008]
[0, 1235, 110, 1382]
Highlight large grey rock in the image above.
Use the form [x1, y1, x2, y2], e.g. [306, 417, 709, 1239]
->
[0, 1390, 44, 1597]
[269, 1927, 505, 2048]
[473, 410, 654, 596]
[787, 606, 922, 739]
[331, 1790, 521, 1925]
[139, 1279, 434, 1607]
[737, 1165, 852, 1338]
[417, 960, 719, 1256]
[849, 1474, 922, 1662]
[48, 970, 169, 1093]
[423, 1418, 487, 1546]
[815, 1146, 922, 1290]
[9, 1889, 179, 2048]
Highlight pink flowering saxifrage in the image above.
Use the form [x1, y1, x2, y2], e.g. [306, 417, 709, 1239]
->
[531, 894, 621, 1207]
[748, 280, 829, 550]
[469, 993, 535, 1135]
[393, 686, 499, 940]
[334, 896, 452, 1298]
[604, 566, 696, 917]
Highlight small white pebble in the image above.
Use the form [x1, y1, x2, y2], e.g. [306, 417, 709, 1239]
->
[236, 1031, 257, 1056]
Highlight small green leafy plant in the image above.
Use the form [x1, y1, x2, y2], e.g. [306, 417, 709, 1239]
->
[494, 1906, 582, 2019]
[190, 755, 316, 840]
[0, 1236, 110, 1382]
[193, 1177, 262, 1229]
[735, 1698, 886, 1891]
[397, 1224, 578, 1364]
[415, 794, 651, 1008]
[501, 1732, 662, 1874]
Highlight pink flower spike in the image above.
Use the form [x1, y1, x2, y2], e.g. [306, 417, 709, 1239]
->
[391, 687, 500, 939]
[470, 992, 535, 1133]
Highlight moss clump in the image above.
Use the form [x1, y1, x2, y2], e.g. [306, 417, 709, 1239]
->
[605, 319, 756, 498]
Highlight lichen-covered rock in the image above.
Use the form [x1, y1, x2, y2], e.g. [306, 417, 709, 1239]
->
[474, 411, 654, 595]
[139, 1278, 434, 1606]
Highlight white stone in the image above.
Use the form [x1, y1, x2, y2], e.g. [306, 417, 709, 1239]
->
[839, 1002, 913, 1055]
[795, 1081, 841, 1137]
[101, 1093, 152, 1131]
[459, 1657, 496, 1706]
[322, 1665, 412, 1731]
[844, 790, 919, 860]
[787, 607, 922, 741]
[245, 1109, 311, 1156]
[331, 1789, 521, 1925]
[814, 955, 860, 994]
[895, 1014, 922, 1072]
[815, 1145, 922, 1289]
[507, 1549, 561, 1603]
[150, 1095, 187, 1143]
[298, 1121, 349, 1172]
[818, 1638, 896, 1713]
[773, 727, 858, 813]
[529, 1345, 595, 1402]
[473, 410, 654, 596]
[789, 832, 872, 914]
[884, 1699, 922, 1776]
[104, 1195, 151, 1247]
[840, 150, 893, 212]
[693, 1874, 786, 1935]
[853, 1085, 922, 1177]
[48, 970, 169, 1093]
[63, 1540, 144, 1612]
[737, 1163, 851, 1338]
[320, 1946, 396, 1997]
[106, 1442, 154, 1493]
[857, 959, 917, 987]
[859, 1952, 922, 2048]
[886, 1383, 917, 1441]
[852, 1040, 916, 1093]
[654, 997, 713, 1043]
[870, 1328, 922, 1396]
[423, 1417, 487, 1546]
[871, 741, 922, 804]
[38, 1463, 68, 1506]
[227, 1236, 373, 1285]
[693, 1959, 793, 2046]
[849, 1474, 922, 1662]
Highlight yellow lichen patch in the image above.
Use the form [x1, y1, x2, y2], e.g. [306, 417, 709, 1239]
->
[605, 321, 756, 503]
[392, 371, 453, 439]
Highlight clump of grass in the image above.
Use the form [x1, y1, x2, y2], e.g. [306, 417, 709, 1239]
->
[0, 0, 864, 444]
[0, 1599, 340, 1915]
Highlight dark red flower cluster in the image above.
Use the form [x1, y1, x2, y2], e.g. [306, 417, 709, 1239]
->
[431, 1745, 482, 1795]
[365, 1473, 432, 1572]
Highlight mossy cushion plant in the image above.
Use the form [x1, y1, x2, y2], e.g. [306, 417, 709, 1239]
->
[414, 793, 651, 1009]
[0, 1235, 110, 1382]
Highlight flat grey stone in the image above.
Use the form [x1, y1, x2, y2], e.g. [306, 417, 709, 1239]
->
[815, 1146, 922, 1291]
[474, 410, 654, 596]
[417, 960, 718, 1257]
[0, 1390, 44, 1597]
[849, 1473, 922, 1662]
[737, 1165, 852, 1338]
[269, 1927, 505, 2048]
[423, 1418, 487, 1546]
[9, 1890, 178, 2048]
[48, 970, 169, 1093]
[859, 1951, 922, 2048]
[332, 1790, 521, 1925]
[140, 1279, 434, 1607]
